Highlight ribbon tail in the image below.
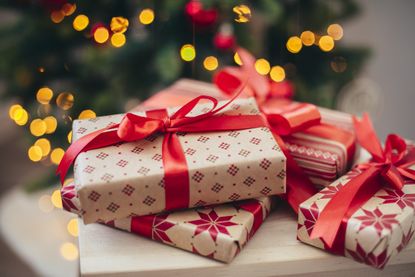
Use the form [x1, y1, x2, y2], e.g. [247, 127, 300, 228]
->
[353, 114, 384, 161]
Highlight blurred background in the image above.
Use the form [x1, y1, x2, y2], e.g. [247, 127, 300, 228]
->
[0, 0, 414, 276]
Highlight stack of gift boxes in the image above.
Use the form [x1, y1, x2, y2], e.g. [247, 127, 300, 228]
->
[59, 50, 415, 269]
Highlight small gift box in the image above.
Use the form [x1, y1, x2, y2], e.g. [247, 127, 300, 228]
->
[297, 114, 415, 269]
[62, 97, 285, 224]
[62, 182, 274, 263]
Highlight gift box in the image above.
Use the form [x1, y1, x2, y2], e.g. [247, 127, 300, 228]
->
[68, 97, 285, 224]
[62, 182, 274, 263]
[140, 78, 356, 187]
[297, 115, 415, 269]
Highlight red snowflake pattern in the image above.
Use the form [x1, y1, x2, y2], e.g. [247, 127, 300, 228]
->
[397, 226, 415, 252]
[355, 208, 399, 237]
[61, 184, 79, 212]
[188, 209, 238, 242]
[378, 188, 415, 210]
[319, 182, 345, 200]
[152, 214, 175, 243]
[299, 202, 320, 236]
[347, 242, 391, 269]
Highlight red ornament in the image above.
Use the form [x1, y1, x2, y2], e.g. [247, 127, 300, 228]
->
[185, 0, 218, 27]
[268, 80, 295, 99]
[213, 32, 236, 51]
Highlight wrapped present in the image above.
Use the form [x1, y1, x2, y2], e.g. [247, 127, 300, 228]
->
[62, 182, 274, 263]
[58, 96, 286, 224]
[297, 114, 415, 269]
[141, 78, 356, 187]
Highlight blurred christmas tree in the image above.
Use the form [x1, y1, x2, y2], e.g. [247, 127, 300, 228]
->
[0, 0, 369, 190]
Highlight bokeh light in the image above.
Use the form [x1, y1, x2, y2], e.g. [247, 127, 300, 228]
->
[319, 35, 335, 52]
[13, 108, 29, 126]
[331, 56, 347, 73]
[34, 138, 51, 157]
[60, 242, 79, 261]
[30, 119, 47, 137]
[327, 24, 343, 40]
[254, 59, 271, 75]
[233, 5, 251, 23]
[203, 56, 218, 71]
[139, 9, 155, 25]
[93, 27, 110, 44]
[9, 104, 22, 120]
[36, 87, 53, 105]
[51, 148, 65, 165]
[73, 14, 89, 31]
[62, 3, 76, 16]
[78, 109, 96, 119]
[56, 92, 74, 110]
[38, 195, 54, 213]
[51, 189, 63, 209]
[270, 66, 286, 82]
[110, 16, 129, 33]
[44, 116, 58, 134]
[50, 10, 64, 24]
[286, 36, 302, 53]
[67, 218, 79, 237]
[300, 31, 315, 46]
[28, 145, 43, 162]
[111, 33, 126, 48]
[67, 131, 72, 144]
[234, 52, 243, 66]
[180, 44, 196, 62]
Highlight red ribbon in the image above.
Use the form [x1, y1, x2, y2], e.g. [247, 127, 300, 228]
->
[214, 48, 320, 213]
[310, 113, 415, 251]
[57, 89, 267, 211]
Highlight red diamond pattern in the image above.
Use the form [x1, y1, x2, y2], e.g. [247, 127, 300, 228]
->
[197, 136, 209, 143]
[137, 166, 150, 176]
[143, 196, 156, 206]
[96, 152, 109, 160]
[88, 191, 101, 202]
[250, 137, 261, 145]
[211, 183, 224, 193]
[116, 160, 129, 167]
[77, 127, 87, 134]
[185, 148, 196, 155]
[194, 200, 207, 207]
[206, 155, 219, 163]
[131, 146, 144, 154]
[228, 131, 240, 138]
[218, 142, 230, 150]
[83, 165, 95, 173]
[227, 164, 239, 176]
[192, 171, 204, 183]
[145, 134, 158, 142]
[277, 169, 286, 179]
[152, 154, 162, 161]
[259, 158, 272, 170]
[238, 149, 250, 157]
[106, 202, 120, 213]
[101, 173, 114, 182]
[231, 104, 240, 110]
[228, 193, 241, 201]
[243, 177, 256, 186]
[158, 179, 165, 188]
[260, 187, 272, 195]
[122, 184, 135, 196]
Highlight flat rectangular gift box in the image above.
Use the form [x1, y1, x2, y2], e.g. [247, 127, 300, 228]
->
[61, 182, 274, 263]
[71, 97, 285, 224]
[139, 78, 356, 186]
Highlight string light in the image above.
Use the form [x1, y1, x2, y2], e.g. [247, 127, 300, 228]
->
[254, 59, 271, 75]
[34, 138, 51, 157]
[111, 33, 126, 48]
[233, 5, 251, 23]
[286, 36, 302, 53]
[28, 145, 43, 162]
[78, 109, 96, 119]
[36, 87, 53, 105]
[51, 148, 65, 165]
[180, 44, 196, 62]
[73, 15, 89, 31]
[203, 56, 218, 71]
[234, 52, 243, 66]
[56, 92, 74, 110]
[50, 10, 65, 24]
[67, 131, 72, 144]
[60, 242, 79, 261]
[51, 189, 63, 209]
[93, 27, 110, 44]
[270, 66, 286, 82]
[110, 17, 129, 33]
[30, 119, 47, 137]
[62, 3, 76, 16]
[300, 31, 315, 46]
[44, 116, 58, 134]
[67, 218, 79, 237]
[38, 195, 54, 213]
[139, 9, 155, 25]
[319, 35, 335, 52]
[327, 24, 343, 40]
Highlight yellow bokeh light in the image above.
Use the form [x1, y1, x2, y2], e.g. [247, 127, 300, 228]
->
[9, 104, 22, 120]
[180, 44, 196, 62]
[38, 67, 45, 73]
[28, 145, 43, 162]
[51, 148, 65, 165]
[67, 131, 72, 144]
[62, 3, 76, 16]
[30, 119, 47, 137]
[44, 116, 58, 134]
[319, 35, 335, 52]
[35, 138, 51, 157]
[50, 10, 65, 24]
[36, 87, 53, 105]
[234, 52, 242, 66]
[14, 108, 29, 126]
[111, 33, 126, 48]
[67, 218, 79, 237]
[51, 189, 63, 209]
[73, 14, 89, 31]
[286, 36, 302, 53]
[139, 9, 155, 25]
[60, 242, 79, 261]
[110, 17, 129, 33]
[94, 27, 109, 44]
[233, 5, 251, 23]
[300, 31, 315, 46]
[203, 56, 218, 71]
[327, 23, 343, 40]
[254, 59, 271, 75]
[56, 92, 74, 110]
[270, 66, 286, 82]
[78, 109, 96, 119]
[38, 195, 54, 213]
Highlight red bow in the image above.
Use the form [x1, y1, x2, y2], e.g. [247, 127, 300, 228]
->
[57, 89, 266, 211]
[310, 113, 415, 250]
